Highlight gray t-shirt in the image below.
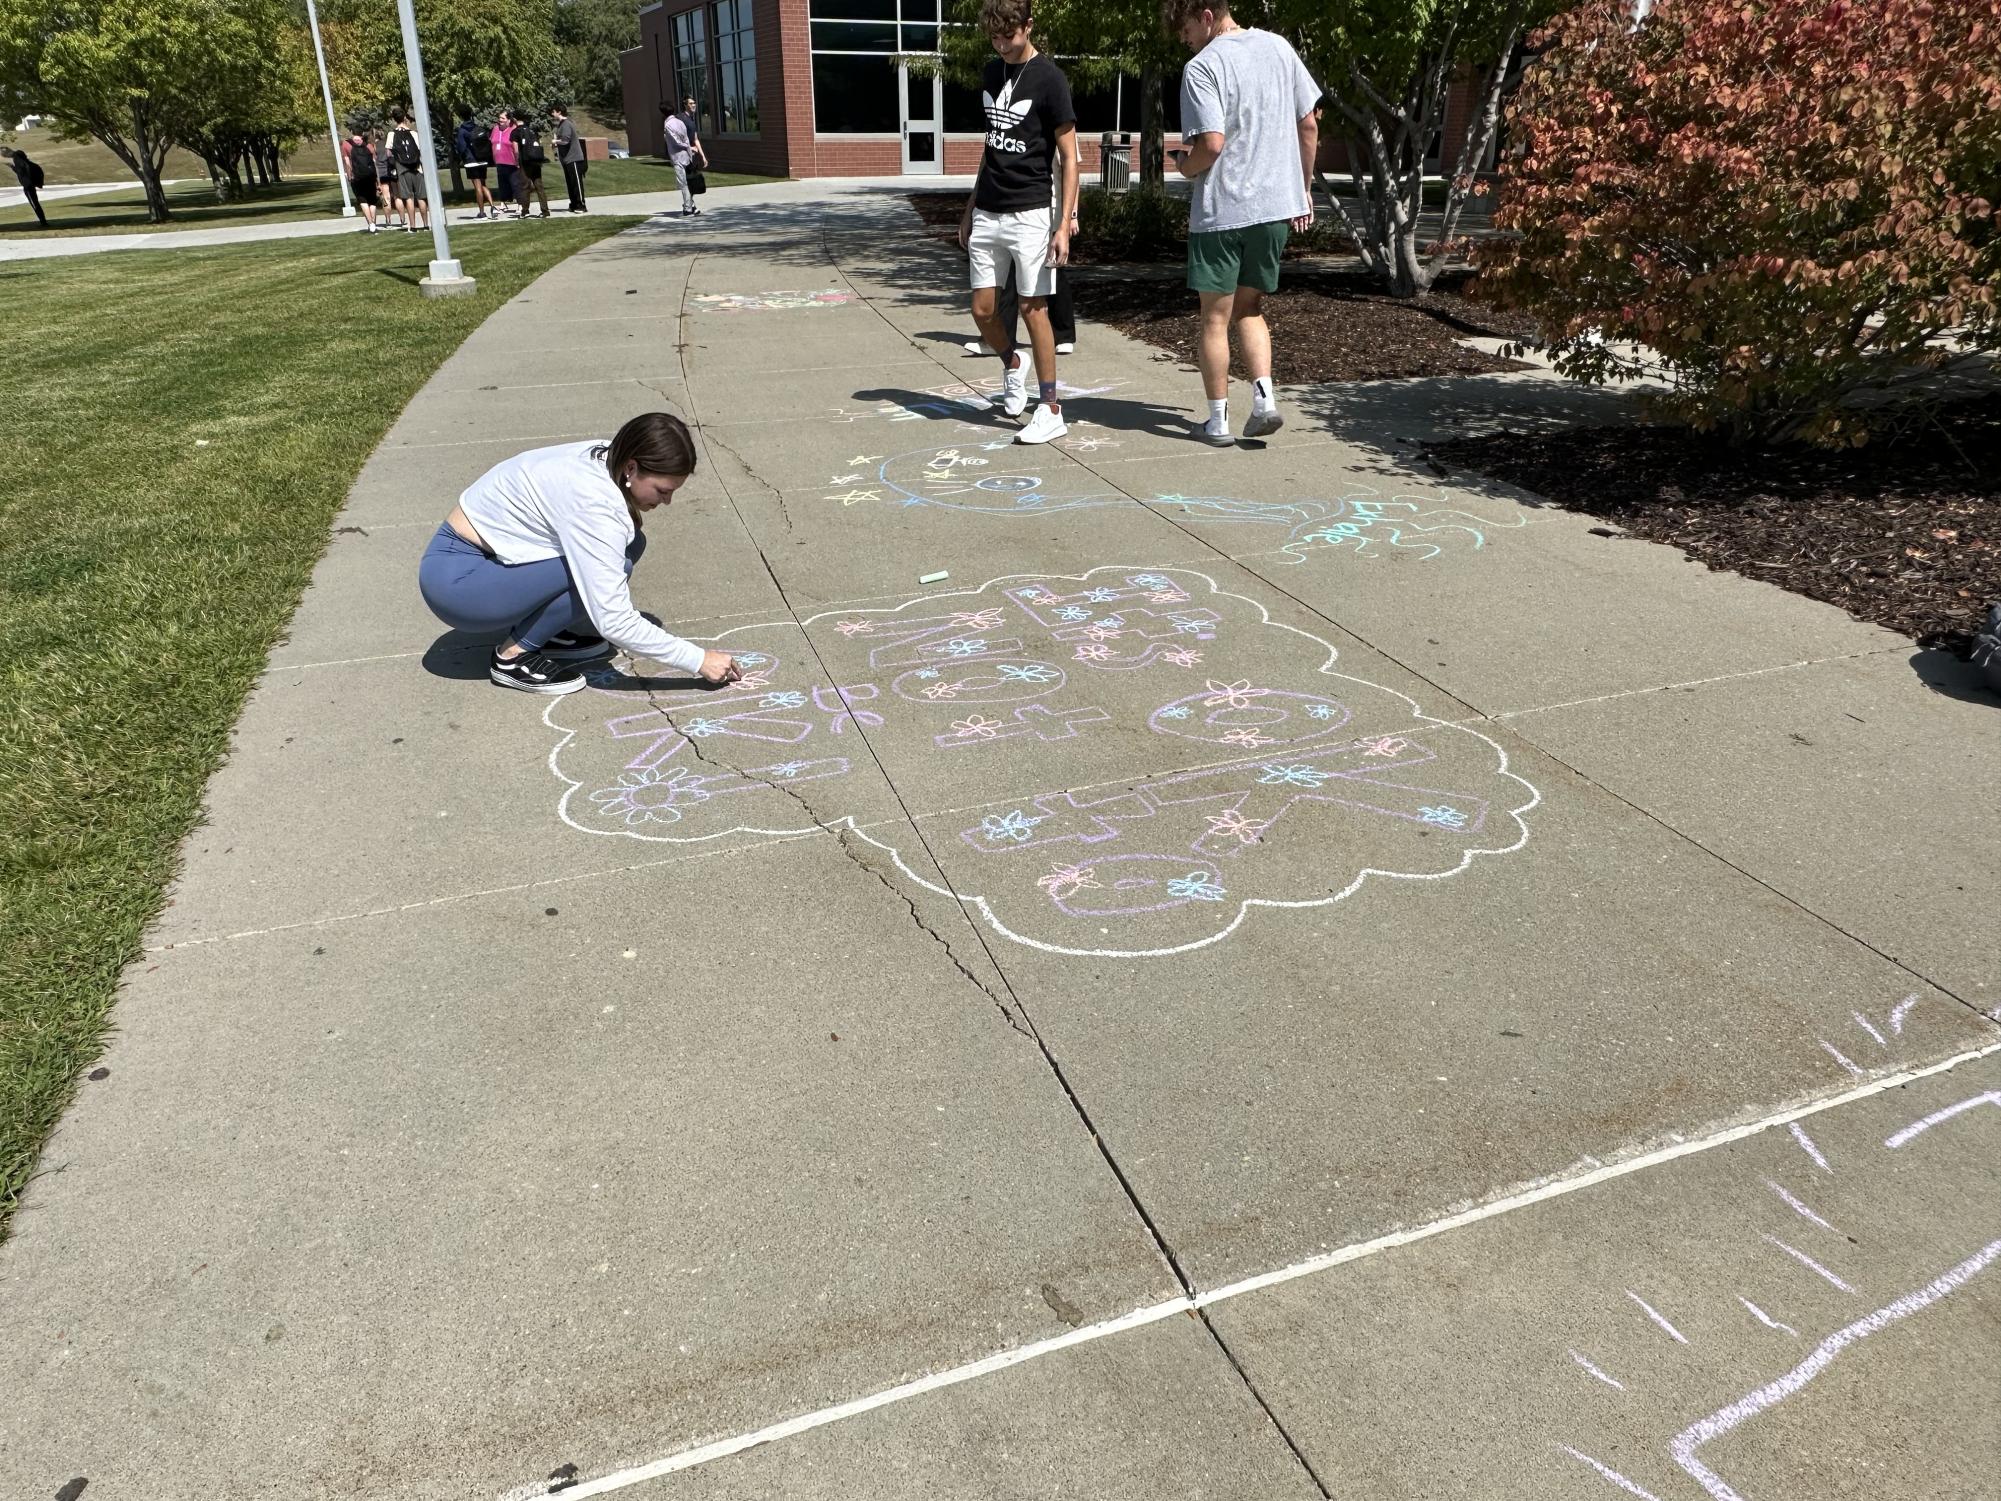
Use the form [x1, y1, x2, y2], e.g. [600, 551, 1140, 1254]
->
[1180, 29, 1322, 234]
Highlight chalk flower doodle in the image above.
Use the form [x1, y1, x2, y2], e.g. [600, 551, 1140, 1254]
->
[544, 566, 1538, 957]
[980, 809, 1044, 843]
[588, 766, 710, 826]
[1166, 872, 1227, 902]
[1036, 863, 1102, 899]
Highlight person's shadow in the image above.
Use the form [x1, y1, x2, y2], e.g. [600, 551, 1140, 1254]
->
[420, 628, 728, 694]
[851, 386, 1201, 445]
[1909, 647, 2001, 707]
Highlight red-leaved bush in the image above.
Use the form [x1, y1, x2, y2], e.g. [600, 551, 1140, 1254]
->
[1477, 0, 2001, 444]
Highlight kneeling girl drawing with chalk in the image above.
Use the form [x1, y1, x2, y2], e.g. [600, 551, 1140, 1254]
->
[417, 412, 739, 695]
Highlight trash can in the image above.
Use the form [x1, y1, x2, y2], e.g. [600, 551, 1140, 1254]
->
[1100, 132, 1132, 193]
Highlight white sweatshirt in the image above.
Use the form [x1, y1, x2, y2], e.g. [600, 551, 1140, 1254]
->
[458, 441, 707, 674]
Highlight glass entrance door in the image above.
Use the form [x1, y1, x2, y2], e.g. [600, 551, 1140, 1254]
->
[901, 65, 942, 175]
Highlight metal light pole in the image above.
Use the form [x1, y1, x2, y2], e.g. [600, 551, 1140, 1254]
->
[394, 0, 476, 296]
[304, 0, 355, 216]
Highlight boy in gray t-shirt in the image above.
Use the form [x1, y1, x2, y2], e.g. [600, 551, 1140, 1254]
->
[1170, 0, 1321, 444]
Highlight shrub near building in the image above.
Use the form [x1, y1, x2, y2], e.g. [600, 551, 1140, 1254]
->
[1478, 0, 2001, 445]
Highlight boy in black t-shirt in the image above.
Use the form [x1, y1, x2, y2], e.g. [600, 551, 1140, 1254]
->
[956, 0, 1079, 445]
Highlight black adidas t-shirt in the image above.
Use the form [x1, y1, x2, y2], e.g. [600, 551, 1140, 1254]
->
[975, 53, 1076, 213]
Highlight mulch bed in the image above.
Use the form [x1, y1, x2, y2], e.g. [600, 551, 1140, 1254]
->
[1069, 265, 1536, 384]
[906, 191, 1535, 385]
[1428, 396, 2001, 656]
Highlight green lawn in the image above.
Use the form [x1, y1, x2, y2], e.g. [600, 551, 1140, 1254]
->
[0, 216, 639, 1240]
[1, 163, 783, 236]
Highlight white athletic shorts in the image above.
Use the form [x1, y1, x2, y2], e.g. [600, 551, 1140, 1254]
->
[967, 206, 1057, 298]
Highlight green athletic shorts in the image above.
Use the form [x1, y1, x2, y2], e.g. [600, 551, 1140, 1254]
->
[1186, 220, 1291, 295]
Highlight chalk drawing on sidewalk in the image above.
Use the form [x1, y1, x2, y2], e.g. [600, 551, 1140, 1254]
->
[1154, 488, 1529, 562]
[541, 567, 1537, 957]
[1552, 1034, 1998, 1501]
[689, 289, 852, 312]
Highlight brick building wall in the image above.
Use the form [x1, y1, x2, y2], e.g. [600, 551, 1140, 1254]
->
[624, 1, 1185, 181]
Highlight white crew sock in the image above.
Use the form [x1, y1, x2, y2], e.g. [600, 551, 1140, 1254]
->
[1251, 377, 1275, 408]
[1207, 397, 1229, 429]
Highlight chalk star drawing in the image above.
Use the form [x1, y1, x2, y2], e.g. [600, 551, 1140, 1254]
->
[1543, 1012, 1999, 1501]
[825, 488, 882, 507]
[829, 473, 864, 485]
[848, 455, 882, 465]
[543, 567, 1537, 958]
[690, 289, 852, 312]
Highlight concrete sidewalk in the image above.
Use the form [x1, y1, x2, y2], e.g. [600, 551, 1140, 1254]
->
[1, 190, 1995, 1501]
[0, 176, 973, 260]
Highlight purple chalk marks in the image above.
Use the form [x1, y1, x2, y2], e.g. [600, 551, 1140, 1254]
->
[1787, 1122, 1833, 1173]
[1569, 1350, 1628, 1391]
[1737, 1296, 1799, 1337]
[1819, 1039, 1865, 1077]
[1672, 1240, 2001, 1501]
[1851, 1010, 1889, 1048]
[1559, 1446, 1664, 1501]
[1762, 1178, 1845, 1237]
[1761, 1233, 1859, 1295]
[1625, 1290, 1690, 1345]
[1888, 993, 1920, 1035]
[1884, 1090, 2001, 1150]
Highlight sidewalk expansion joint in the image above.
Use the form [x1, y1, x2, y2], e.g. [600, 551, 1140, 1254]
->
[825, 233, 1338, 1501]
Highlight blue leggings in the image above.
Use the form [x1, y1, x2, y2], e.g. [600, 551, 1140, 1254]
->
[417, 525, 645, 650]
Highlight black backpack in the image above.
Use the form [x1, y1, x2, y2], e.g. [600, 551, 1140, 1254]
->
[27, 160, 44, 189]
[516, 124, 545, 165]
[349, 139, 376, 178]
[391, 128, 422, 168]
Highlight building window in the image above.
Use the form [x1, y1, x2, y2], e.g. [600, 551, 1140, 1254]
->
[713, 0, 758, 134]
[672, 8, 712, 134]
[809, 0, 911, 133]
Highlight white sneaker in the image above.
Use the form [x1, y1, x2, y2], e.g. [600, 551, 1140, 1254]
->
[992, 350, 1030, 418]
[1055, 341, 1076, 355]
[1243, 404, 1284, 439]
[964, 339, 992, 355]
[1199, 417, 1237, 447]
[1016, 405, 1068, 445]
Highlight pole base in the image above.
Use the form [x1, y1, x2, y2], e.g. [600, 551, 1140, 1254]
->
[340, 204, 357, 217]
[419, 259, 477, 298]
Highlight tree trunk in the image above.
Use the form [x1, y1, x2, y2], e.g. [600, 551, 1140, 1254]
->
[251, 147, 269, 187]
[1137, 64, 1164, 191]
[267, 142, 283, 182]
[130, 105, 172, 222]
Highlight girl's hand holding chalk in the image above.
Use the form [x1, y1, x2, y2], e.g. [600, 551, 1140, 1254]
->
[700, 649, 740, 683]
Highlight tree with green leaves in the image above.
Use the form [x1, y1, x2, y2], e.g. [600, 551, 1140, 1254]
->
[1274, 0, 1552, 297]
[553, 0, 639, 133]
[0, 0, 293, 221]
[320, 0, 556, 189]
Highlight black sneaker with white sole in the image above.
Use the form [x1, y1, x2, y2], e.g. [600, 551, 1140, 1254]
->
[541, 629, 617, 663]
[489, 649, 587, 694]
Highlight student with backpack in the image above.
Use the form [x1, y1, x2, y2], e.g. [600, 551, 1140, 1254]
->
[510, 110, 551, 219]
[388, 110, 429, 232]
[455, 110, 495, 220]
[8, 148, 47, 228]
[342, 125, 382, 234]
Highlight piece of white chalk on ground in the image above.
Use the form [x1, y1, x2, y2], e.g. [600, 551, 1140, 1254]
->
[919, 570, 950, 584]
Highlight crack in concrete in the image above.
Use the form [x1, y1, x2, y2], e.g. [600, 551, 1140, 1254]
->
[621, 675, 1034, 1043]
[701, 425, 794, 535]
